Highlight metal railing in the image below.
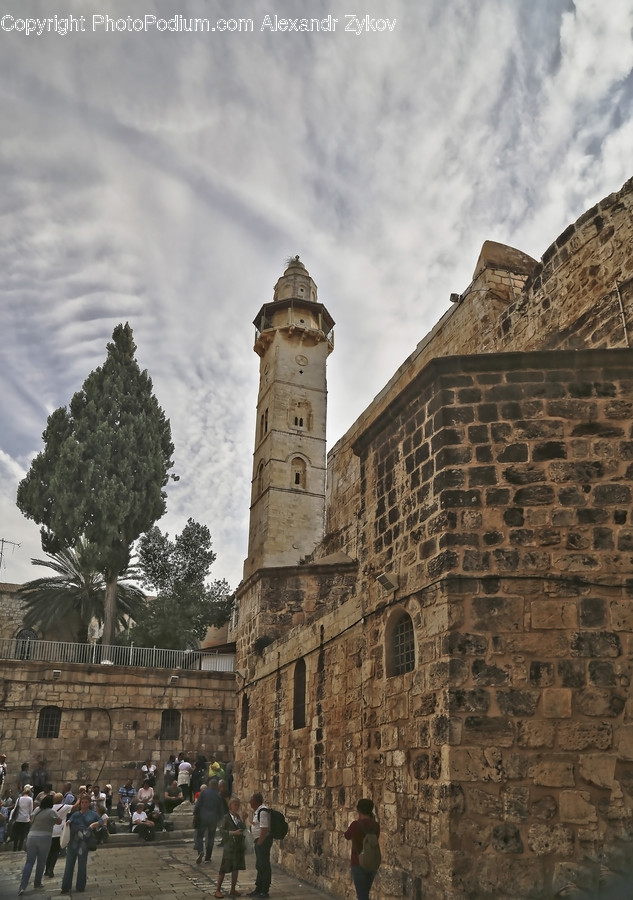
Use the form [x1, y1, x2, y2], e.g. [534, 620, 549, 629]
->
[0, 637, 234, 672]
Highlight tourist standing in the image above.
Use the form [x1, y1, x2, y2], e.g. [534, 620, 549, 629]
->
[60, 793, 104, 893]
[215, 797, 247, 898]
[17, 763, 31, 794]
[177, 756, 192, 802]
[44, 792, 74, 878]
[18, 794, 61, 894]
[31, 760, 49, 796]
[11, 786, 33, 852]
[344, 798, 381, 900]
[163, 754, 177, 790]
[248, 791, 272, 899]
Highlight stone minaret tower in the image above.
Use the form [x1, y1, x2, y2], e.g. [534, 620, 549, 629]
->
[243, 257, 334, 579]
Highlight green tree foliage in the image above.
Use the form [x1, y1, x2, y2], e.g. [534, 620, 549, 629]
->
[127, 518, 232, 650]
[16, 323, 175, 645]
[17, 539, 145, 644]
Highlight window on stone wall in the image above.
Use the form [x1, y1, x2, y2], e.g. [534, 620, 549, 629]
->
[257, 461, 265, 496]
[387, 611, 415, 677]
[291, 457, 306, 489]
[289, 400, 310, 431]
[293, 658, 307, 729]
[160, 709, 181, 742]
[37, 706, 62, 739]
[15, 628, 38, 660]
[241, 694, 249, 740]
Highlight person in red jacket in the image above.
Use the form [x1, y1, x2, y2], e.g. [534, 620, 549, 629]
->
[344, 798, 381, 900]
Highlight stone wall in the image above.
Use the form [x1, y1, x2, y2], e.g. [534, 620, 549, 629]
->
[349, 348, 633, 897]
[0, 584, 28, 640]
[323, 176, 633, 566]
[233, 177, 633, 898]
[0, 659, 236, 790]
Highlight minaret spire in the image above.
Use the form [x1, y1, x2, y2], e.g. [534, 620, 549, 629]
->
[243, 258, 334, 578]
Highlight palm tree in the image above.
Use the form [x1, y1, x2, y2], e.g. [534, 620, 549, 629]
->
[17, 538, 145, 644]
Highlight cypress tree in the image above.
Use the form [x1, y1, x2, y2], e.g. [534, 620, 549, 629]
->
[17, 323, 175, 645]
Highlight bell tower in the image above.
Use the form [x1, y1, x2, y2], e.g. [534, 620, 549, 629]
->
[244, 257, 334, 579]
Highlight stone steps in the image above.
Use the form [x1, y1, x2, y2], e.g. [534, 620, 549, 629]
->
[104, 808, 195, 847]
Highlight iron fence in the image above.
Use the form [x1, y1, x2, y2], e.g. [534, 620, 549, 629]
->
[0, 637, 234, 672]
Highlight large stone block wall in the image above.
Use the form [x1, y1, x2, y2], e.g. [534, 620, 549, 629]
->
[496, 177, 633, 353]
[348, 348, 633, 896]
[233, 562, 358, 675]
[0, 660, 235, 789]
[323, 177, 633, 566]
[235, 347, 633, 898]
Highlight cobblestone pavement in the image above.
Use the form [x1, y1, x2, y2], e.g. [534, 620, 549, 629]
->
[0, 841, 338, 899]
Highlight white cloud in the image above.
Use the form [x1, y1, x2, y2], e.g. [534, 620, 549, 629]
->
[1, 0, 632, 590]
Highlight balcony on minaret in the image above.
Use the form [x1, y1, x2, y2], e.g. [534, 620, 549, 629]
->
[253, 257, 334, 356]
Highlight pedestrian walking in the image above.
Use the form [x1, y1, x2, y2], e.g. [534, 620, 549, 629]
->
[344, 798, 381, 900]
[193, 779, 224, 864]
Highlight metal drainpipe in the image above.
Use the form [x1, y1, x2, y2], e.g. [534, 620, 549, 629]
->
[615, 281, 630, 348]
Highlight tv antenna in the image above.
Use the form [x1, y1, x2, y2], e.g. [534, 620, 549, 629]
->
[0, 538, 21, 573]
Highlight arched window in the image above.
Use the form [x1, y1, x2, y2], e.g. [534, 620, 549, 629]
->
[291, 457, 306, 489]
[37, 706, 62, 739]
[387, 611, 415, 677]
[289, 400, 311, 431]
[160, 709, 181, 741]
[293, 658, 307, 729]
[241, 694, 250, 740]
[15, 628, 37, 660]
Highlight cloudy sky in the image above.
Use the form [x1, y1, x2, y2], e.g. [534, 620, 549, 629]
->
[1, 0, 632, 591]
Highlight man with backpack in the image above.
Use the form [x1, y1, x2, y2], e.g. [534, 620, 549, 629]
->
[247, 792, 273, 899]
[344, 798, 381, 900]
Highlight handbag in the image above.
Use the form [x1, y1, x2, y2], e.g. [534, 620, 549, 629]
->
[60, 819, 71, 849]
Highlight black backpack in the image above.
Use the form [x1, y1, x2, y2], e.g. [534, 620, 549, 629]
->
[258, 807, 289, 840]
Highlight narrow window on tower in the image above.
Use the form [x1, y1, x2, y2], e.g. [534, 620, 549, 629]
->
[293, 658, 307, 729]
[257, 461, 265, 496]
[241, 694, 250, 739]
[291, 457, 306, 489]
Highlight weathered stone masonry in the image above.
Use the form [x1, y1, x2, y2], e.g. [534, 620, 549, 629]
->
[349, 348, 633, 897]
[0, 656, 235, 788]
[233, 177, 633, 899]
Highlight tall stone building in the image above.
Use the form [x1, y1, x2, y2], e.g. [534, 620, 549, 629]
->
[245, 256, 334, 577]
[232, 177, 633, 898]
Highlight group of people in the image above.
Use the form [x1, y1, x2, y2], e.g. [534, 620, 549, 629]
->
[0, 750, 382, 900]
[1, 780, 107, 894]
